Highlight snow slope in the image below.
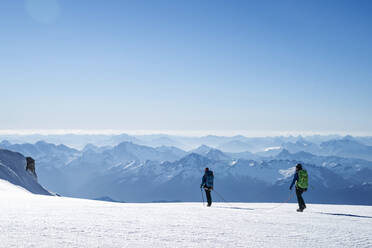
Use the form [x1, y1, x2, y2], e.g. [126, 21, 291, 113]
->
[0, 179, 371, 248]
[0, 149, 50, 195]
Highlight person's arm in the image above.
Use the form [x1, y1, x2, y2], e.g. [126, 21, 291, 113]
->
[289, 172, 298, 190]
[200, 175, 206, 188]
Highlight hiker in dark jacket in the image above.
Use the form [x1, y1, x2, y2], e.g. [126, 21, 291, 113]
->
[290, 163, 308, 212]
[200, 167, 214, 207]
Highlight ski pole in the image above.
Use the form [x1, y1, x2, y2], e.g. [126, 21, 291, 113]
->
[200, 188, 205, 207]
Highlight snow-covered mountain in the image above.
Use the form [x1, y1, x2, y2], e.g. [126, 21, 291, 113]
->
[2, 139, 372, 205]
[82, 143, 112, 153]
[107, 141, 187, 162]
[217, 140, 254, 153]
[0, 140, 80, 162]
[190, 145, 214, 155]
[275, 149, 372, 185]
[281, 136, 372, 161]
[68, 153, 212, 201]
[155, 145, 187, 158]
[0, 149, 50, 195]
[190, 145, 231, 161]
[56, 151, 372, 204]
[319, 136, 372, 161]
[138, 135, 186, 149]
[282, 139, 321, 154]
[0, 140, 187, 194]
[226, 150, 260, 160]
[204, 149, 231, 161]
[0, 140, 80, 193]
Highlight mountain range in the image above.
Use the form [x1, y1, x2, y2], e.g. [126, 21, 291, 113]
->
[1, 135, 372, 204]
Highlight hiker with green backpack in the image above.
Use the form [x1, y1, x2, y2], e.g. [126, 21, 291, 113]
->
[289, 163, 308, 212]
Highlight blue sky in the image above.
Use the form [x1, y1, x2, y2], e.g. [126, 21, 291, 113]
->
[1, 0, 372, 136]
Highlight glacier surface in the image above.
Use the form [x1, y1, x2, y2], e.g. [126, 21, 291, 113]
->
[0, 179, 371, 248]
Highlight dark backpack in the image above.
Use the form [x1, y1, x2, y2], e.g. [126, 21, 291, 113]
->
[205, 171, 214, 187]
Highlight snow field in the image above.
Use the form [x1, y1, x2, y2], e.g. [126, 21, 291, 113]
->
[0, 180, 371, 248]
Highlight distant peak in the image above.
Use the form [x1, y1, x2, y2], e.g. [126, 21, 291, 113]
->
[35, 140, 55, 147]
[0, 140, 11, 146]
[192, 145, 212, 153]
[117, 141, 134, 146]
[83, 143, 98, 150]
[207, 148, 223, 153]
[277, 149, 291, 157]
[180, 153, 210, 163]
[343, 135, 355, 141]
[186, 152, 204, 158]
[199, 144, 211, 148]
[35, 140, 48, 145]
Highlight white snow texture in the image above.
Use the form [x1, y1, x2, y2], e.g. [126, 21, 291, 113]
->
[0, 179, 371, 248]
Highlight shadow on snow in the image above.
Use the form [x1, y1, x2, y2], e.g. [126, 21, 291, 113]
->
[213, 206, 255, 211]
[317, 212, 372, 219]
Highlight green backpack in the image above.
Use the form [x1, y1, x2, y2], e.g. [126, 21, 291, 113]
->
[296, 170, 308, 189]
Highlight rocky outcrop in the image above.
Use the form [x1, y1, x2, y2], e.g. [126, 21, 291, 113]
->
[26, 157, 36, 177]
[0, 149, 50, 195]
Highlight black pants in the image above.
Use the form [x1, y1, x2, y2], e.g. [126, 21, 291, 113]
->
[296, 187, 306, 210]
[204, 187, 212, 206]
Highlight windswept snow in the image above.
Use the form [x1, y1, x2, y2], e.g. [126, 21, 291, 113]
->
[0, 180, 372, 248]
[264, 146, 282, 152]
[279, 167, 296, 179]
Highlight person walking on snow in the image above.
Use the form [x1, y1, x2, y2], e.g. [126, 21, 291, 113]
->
[290, 163, 308, 212]
[200, 167, 214, 207]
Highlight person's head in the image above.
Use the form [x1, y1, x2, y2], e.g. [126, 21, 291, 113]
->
[205, 167, 209, 172]
[296, 163, 302, 171]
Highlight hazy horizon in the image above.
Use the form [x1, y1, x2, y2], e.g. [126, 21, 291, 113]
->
[0, 129, 372, 137]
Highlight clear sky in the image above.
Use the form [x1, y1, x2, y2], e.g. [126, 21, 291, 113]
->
[1, 0, 372, 136]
